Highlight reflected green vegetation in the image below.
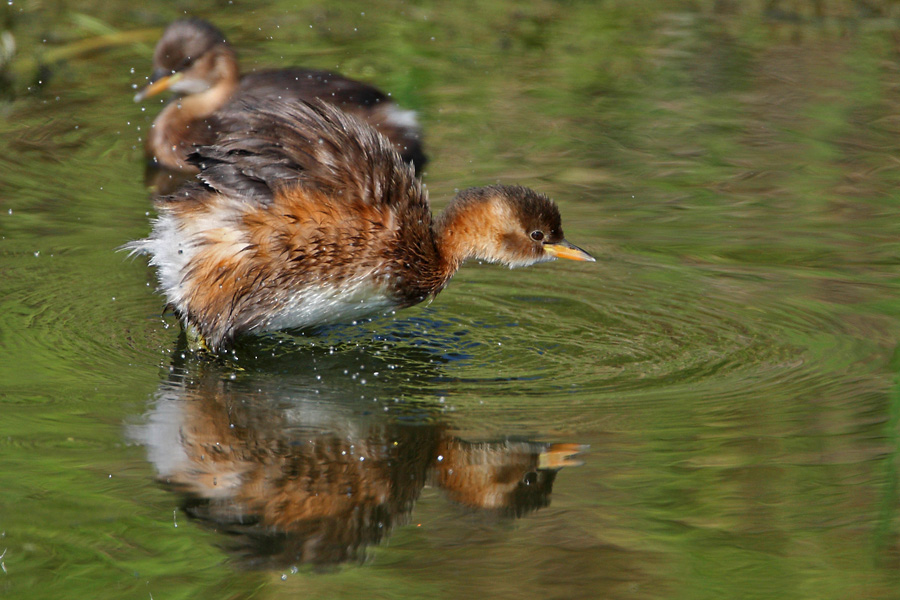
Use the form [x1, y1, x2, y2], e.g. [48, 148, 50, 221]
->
[3, 0, 900, 599]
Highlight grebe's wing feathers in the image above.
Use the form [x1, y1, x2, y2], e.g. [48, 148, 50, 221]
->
[239, 68, 390, 108]
[188, 99, 422, 209]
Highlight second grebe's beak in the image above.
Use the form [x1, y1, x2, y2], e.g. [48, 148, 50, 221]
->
[134, 70, 183, 102]
[544, 239, 595, 262]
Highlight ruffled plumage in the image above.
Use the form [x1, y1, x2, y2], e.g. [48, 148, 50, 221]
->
[128, 100, 593, 350]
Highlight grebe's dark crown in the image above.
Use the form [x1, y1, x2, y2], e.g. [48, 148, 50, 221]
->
[154, 18, 229, 73]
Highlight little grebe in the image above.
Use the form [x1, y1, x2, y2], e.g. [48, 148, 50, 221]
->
[135, 18, 426, 174]
[127, 100, 593, 351]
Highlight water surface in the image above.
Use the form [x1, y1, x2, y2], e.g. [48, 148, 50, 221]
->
[2, 2, 900, 598]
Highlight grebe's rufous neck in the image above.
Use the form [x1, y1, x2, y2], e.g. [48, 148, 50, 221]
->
[134, 18, 426, 175]
[126, 100, 593, 351]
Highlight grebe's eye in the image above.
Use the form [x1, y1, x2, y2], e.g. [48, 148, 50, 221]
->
[530, 230, 544, 242]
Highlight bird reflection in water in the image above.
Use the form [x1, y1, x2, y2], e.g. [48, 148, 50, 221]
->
[129, 348, 585, 569]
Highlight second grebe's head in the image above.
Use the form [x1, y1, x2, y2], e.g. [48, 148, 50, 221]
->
[443, 185, 595, 268]
[134, 19, 237, 102]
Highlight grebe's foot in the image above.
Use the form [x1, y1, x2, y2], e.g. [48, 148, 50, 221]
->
[538, 443, 588, 470]
[184, 323, 211, 353]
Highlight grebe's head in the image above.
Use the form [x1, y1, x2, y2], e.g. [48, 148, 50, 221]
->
[134, 19, 237, 102]
[443, 185, 595, 268]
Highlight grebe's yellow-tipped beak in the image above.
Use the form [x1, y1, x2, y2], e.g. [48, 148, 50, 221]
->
[544, 239, 595, 262]
[134, 71, 183, 102]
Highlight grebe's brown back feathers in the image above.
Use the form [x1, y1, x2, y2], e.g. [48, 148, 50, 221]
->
[190, 99, 423, 213]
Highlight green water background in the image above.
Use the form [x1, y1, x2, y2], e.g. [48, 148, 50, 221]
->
[3, 1, 900, 598]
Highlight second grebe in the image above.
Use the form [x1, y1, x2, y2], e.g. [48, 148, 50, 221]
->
[134, 18, 426, 174]
[127, 100, 593, 351]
